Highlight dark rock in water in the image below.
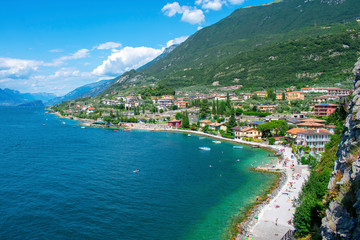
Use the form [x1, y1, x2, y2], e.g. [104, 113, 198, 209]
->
[17, 100, 44, 107]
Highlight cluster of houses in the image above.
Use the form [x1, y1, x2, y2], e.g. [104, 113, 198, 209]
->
[169, 114, 335, 153]
[99, 85, 349, 116]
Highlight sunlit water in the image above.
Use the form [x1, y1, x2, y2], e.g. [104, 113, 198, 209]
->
[0, 107, 278, 240]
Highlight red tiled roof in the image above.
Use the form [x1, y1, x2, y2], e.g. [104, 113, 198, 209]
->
[286, 128, 307, 135]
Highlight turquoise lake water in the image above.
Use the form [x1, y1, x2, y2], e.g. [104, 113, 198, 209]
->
[0, 107, 278, 240]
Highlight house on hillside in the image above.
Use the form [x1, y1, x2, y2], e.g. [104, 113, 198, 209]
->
[285, 91, 305, 101]
[314, 104, 337, 116]
[327, 87, 350, 96]
[312, 95, 339, 103]
[248, 122, 265, 128]
[176, 100, 187, 109]
[259, 105, 277, 113]
[253, 91, 267, 98]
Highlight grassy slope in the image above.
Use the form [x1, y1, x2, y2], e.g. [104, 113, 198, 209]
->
[103, 0, 360, 95]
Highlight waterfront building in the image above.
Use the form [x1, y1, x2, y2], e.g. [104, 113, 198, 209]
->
[168, 120, 181, 128]
[296, 129, 331, 152]
[199, 120, 212, 127]
[208, 122, 227, 131]
[232, 126, 262, 139]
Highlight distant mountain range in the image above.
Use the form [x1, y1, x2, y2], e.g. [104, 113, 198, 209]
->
[46, 79, 116, 106]
[0, 88, 56, 106]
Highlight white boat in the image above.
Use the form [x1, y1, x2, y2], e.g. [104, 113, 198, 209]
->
[212, 141, 221, 144]
[188, 134, 191, 137]
[233, 146, 243, 149]
[199, 147, 211, 151]
[81, 126, 85, 129]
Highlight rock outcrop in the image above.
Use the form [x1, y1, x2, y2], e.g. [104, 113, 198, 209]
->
[321, 57, 360, 239]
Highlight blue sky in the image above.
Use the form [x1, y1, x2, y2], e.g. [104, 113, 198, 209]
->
[0, 0, 272, 96]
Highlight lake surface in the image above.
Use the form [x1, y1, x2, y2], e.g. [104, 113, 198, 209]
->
[0, 107, 278, 240]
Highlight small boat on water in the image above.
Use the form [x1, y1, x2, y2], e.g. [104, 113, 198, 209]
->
[212, 141, 221, 144]
[188, 134, 191, 137]
[62, 121, 66, 124]
[123, 129, 131, 132]
[81, 126, 85, 129]
[233, 146, 243, 149]
[199, 147, 211, 151]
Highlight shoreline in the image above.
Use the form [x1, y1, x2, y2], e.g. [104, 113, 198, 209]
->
[50, 113, 307, 239]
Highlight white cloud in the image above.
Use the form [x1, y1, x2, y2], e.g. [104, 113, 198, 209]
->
[166, 36, 189, 47]
[0, 57, 43, 79]
[49, 49, 63, 53]
[46, 48, 90, 66]
[162, 2, 205, 25]
[181, 7, 205, 24]
[95, 42, 122, 50]
[54, 67, 81, 78]
[228, 0, 245, 5]
[162, 2, 183, 17]
[92, 46, 163, 76]
[58, 49, 90, 61]
[196, 0, 226, 11]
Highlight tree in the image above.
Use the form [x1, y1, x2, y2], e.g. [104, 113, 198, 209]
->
[235, 108, 243, 116]
[182, 111, 190, 129]
[282, 92, 286, 101]
[226, 110, 237, 132]
[170, 105, 178, 110]
[266, 88, 276, 101]
[199, 99, 211, 119]
[175, 112, 183, 120]
[159, 109, 164, 113]
[212, 101, 216, 115]
[268, 137, 275, 145]
[218, 101, 226, 115]
[226, 92, 231, 109]
[251, 94, 259, 100]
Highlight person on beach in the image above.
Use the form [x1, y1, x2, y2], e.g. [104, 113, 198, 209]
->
[275, 218, 278, 226]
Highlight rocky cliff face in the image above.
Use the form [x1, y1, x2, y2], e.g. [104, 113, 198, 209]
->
[321, 58, 360, 239]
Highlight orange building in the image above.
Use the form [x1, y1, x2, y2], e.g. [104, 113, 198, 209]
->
[285, 91, 305, 101]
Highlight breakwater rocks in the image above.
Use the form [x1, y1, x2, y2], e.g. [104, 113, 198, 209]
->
[321, 58, 360, 239]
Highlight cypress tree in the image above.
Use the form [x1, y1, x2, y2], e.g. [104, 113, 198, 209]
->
[182, 111, 190, 129]
[212, 100, 216, 115]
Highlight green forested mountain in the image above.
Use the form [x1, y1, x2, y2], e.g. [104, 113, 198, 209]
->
[104, 0, 360, 94]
